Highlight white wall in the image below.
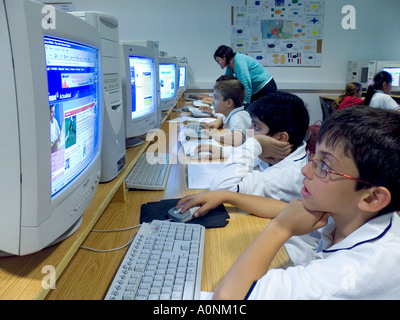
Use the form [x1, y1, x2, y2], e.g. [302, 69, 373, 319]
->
[41, 0, 400, 122]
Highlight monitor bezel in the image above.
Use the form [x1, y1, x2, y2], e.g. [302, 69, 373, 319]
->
[1, 0, 103, 255]
[159, 57, 178, 111]
[120, 43, 158, 144]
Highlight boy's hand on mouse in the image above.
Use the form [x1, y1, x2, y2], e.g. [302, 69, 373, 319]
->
[199, 106, 213, 114]
[194, 143, 222, 159]
[176, 191, 224, 218]
[273, 199, 330, 237]
[254, 135, 292, 162]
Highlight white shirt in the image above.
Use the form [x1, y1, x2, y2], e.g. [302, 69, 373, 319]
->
[369, 91, 399, 111]
[222, 106, 251, 137]
[247, 211, 400, 300]
[210, 138, 307, 202]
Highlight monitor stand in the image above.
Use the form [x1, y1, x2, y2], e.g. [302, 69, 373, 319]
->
[125, 137, 144, 148]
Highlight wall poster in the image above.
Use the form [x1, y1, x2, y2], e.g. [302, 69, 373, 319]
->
[230, 0, 324, 67]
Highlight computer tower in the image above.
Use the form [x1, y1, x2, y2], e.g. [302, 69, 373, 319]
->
[346, 61, 369, 89]
[70, 11, 126, 182]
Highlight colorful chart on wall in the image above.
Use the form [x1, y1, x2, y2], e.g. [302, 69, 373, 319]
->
[230, 0, 324, 67]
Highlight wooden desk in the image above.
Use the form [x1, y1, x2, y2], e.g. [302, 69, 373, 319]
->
[0, 98, 291, 299]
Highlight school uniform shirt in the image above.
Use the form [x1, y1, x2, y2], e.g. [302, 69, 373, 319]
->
[210, 137, 307, 202]
[369, 90, 399, 111]
[225, 52, 273, 104]
[246, 211, 400, 300]
[222, 106, 251, 138]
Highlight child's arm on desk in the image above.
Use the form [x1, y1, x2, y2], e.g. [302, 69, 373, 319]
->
[212, 199, 330, 300]
[207, 128, 245, 147]
[177, 190, 287, 219]
[202, 117, 223, 129]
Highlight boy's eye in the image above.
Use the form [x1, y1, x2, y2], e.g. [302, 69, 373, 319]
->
[320, 161, 331, 172]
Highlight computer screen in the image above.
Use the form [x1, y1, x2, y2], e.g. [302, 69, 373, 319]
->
[179, 65, 187, 90]
[383, 67, 400, 88]
[159, 57, 178, 111]
[160, 63, 177, 100]
[45, 36, 101, 197]
[368, 61, 400, 92]
[129, 56, 157, 119]
[120, 42, 158, 147]
[0, 0, 102, 256]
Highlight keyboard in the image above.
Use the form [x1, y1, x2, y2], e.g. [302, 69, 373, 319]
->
[192, 100, 210, 107]
[104, 219, 205, 300]
[125, 152, 172, 190]
[185, 122, 211, 140]
[189, 107, 212, 118]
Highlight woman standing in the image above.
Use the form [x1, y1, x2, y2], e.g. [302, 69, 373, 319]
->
[214, 45, 277, 105]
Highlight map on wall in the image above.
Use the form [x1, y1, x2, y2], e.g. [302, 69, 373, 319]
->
[230, 0, 324, 67]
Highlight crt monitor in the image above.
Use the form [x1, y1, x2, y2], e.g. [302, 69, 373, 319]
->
[159, 57, 178, 111]
[0, 0, 102, 256]
[368, 61, 400, 92]
[126, 40, 162, 128]
[178, 62, 187, 94]
[120, 42, 158, 147]
[383, 66, 400, 92]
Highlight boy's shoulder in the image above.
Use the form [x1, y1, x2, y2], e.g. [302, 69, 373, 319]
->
[321, 211, 399, 255]
[227, 107, 250, 120]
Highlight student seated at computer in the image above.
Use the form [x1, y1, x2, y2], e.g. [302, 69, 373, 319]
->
[211, 106, 400, 300]
[364, 71, 399, 111]
[200, 78, 251, 147]
[202, 92, 308, 197]
[332, 82, 364, 110]
[197, 75, 239, 116]
[178, 92, 309, 219]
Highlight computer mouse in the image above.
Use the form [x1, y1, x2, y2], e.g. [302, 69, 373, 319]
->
[168, 205, 201, 223]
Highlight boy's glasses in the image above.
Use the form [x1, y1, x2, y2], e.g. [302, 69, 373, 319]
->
[309, 158, 375, 186]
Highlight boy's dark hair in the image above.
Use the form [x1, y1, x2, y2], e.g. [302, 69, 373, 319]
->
[248, 91, 310, 152]
[318, 106, 400, 215]
[213, 79, 245, 109]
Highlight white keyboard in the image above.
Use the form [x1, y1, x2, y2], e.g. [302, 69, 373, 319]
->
[125, 153, 172, 190]
[189, 107, 212, 118]
[185, 122, 211, 140]
[192, 100, 210, 107]
[104, 220, 205, 300]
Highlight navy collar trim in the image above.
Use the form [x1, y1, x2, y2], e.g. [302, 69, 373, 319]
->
[322, 216, 393, 253]
[294, 153, 307, 162]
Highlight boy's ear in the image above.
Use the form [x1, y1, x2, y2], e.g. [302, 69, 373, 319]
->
[226, 98, 235, 109]
[271, 131, 289, 142]
[358, 186, 391, 213]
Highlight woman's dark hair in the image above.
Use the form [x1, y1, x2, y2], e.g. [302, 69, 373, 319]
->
[318, 106, 400, 215]
[248, 91, 310, 152]
[364, 71, 392, 106]
[214, 45, 236, 63]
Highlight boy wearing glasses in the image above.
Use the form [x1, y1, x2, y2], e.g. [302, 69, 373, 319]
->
[211, 106, 400, 299]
